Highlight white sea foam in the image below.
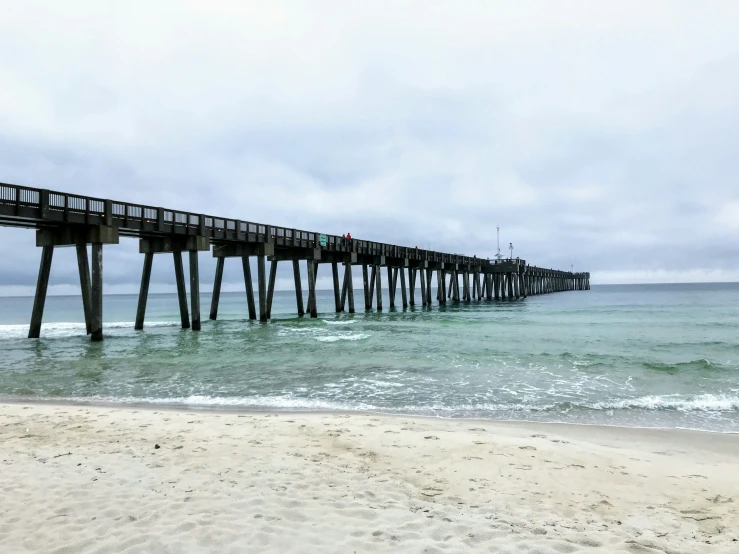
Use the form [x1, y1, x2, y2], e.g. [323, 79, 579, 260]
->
[57, 394, 373, 412]
[314, 333, 370, 342]
[591, 394, 739, 412]
[0, 321, 180, 339]
[322, 320, 356, 326]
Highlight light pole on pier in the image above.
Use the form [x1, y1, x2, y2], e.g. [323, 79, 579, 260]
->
[495, 226, 503, 260]
[509, 242, 513, 259]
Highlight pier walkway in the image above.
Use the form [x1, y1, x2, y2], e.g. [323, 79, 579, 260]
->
[1, 181, 590, 341]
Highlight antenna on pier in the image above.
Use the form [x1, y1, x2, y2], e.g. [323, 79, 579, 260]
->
[495, 225, 503, 260]
[509, 242, 513, 260]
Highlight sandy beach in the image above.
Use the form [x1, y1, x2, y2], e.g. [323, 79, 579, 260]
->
[1, 403, 737, 553]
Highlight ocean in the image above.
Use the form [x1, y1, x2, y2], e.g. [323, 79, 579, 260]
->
[0, 283, 737, 432]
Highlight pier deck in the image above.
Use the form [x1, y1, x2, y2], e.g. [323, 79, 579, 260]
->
[1, 181, 590, 340]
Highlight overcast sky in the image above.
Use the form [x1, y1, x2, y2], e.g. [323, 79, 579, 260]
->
[1, 1, 739, 296]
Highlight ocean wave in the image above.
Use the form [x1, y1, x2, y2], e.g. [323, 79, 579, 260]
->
[591, 394, 739, 412]
[14, 393, 738, 414]
[314, 333, 370, 342]
[322, 320, 356, 326]
[642, 359, 716, 373]
[0, 321, 179, 339]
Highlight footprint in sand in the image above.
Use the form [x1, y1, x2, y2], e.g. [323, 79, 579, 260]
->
[519, 446, 537, 451]
[424, 436, 439, 440]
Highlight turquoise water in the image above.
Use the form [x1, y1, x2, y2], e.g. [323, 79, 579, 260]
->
[0, 283, 737, 432]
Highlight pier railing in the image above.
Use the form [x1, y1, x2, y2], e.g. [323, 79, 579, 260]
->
[0, 180, 589, 280]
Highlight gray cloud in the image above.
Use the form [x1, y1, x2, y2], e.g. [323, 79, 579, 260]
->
[1, 0, 739, 296]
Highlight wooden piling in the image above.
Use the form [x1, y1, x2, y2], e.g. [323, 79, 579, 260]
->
[306, 260, 317, 317]
[426, 269, 432, 305]
[90, 243, 104, 341]
[189, 250, 201, 330]
[340, 263, 348, 312]
[400, 266, 408, 308]
[76, 243, 93, 334]
[134, 251, 153, 330]
[409, 268, 416, 307]
[345, 263, 355, 313]
[242, 256, 257, 320]
[292, 259, 304, 316]
[419, 268, 427, 306]
[257, 255, 267, 322]
[28, 245, 54, 339]
[362, 264, 370, 309]
[369, 265, 376, 308]
[332, 262, 341, 312]
[210, 257, 224, 320]
[307, 262, 319, 315]
[388, 267, 395, 308]
[507, 272, 514, 299]
[266, 259, 277, 319]
[173, 251, 191, 329]
[375, 264, 382, 311]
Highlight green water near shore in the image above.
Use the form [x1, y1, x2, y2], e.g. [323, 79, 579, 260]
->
[0, 284, 737, 432]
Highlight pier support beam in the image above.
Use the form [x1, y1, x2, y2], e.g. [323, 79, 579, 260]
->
[307, 260, 318, 318]
[76, 244, 92, 334]
[189, 251, 201, 330]
[409, 269, 416, 307]
[173, 251, 190, 329]
[340, 264, 348, 311]
[292, 260, 304, 316]
[400, 266, 408, 308]
[388, 267, 396, 308]
[257, 255, 267, 322]
[90, 243, 104, 342]
[426, 269, 433, 305]
[332, 262, 341, 312]
[362, 264, 370, 310]
[369, 265, 376, 309]
[30, 226, 118, 340]
[266, 260, 278, 319]
[137, 236, 209, 330]
[375, 264, 383, 311]
[242, 257, 257, 320]
[28, 246, 54, 339]
[134, 252, 153, 330]
[507, 272, 514, 299]
[210, 257, 224, 321]
[419, 269, 427, 306]
[344, 262, 355, 313]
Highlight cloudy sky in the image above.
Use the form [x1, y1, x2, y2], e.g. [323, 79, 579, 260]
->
[1, 0, 739, 296]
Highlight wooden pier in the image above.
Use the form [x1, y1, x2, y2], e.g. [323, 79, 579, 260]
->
[0, 181, 590, 340]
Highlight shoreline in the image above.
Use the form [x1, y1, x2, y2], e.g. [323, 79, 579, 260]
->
[1, 396, 737, 436]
